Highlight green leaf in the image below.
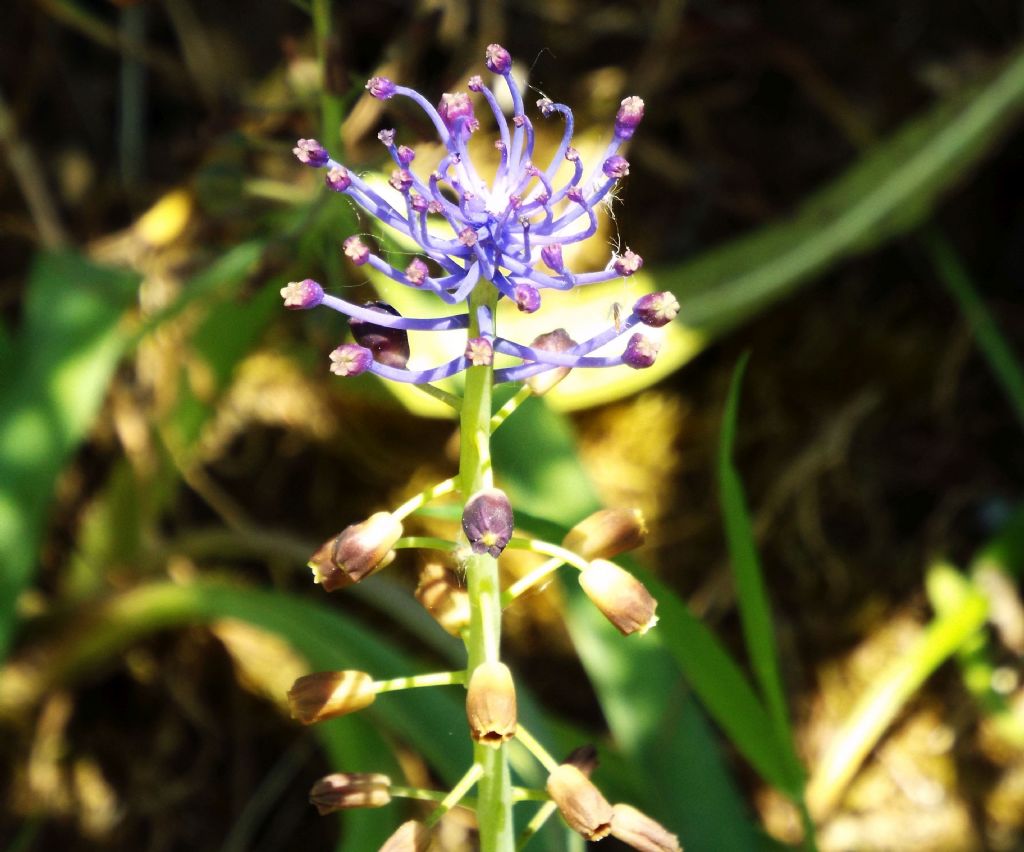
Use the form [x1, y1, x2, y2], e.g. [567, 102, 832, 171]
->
[0, 251, 138, 658]
[718, 356, 805, 797]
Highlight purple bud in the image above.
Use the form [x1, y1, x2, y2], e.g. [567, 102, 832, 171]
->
[406, 258, 429, 286]
[389, 169, 413, 193]
[293, 138, 329, 167]
[397, 145, 416, 166]
[465, 336, 494, 366]
[343, 236, 370, 266]
[459, 227, 478, 247]
[614, 249, 643, 277]
[349, 301, 410, 369]
[280, 278, 324, 310]
[526, 328, 577, 395]
[513, 283, 541, 313]
[462, 488, 514, 558]
[325, 166, 352, 192]
[427, 200, 444, 214]
[410, 193, 428, 212]
[602, 156, 630, 179]
[565, 147, 580, 162]
[536, 97, 554, 116]
[633, 291, 679, 327]
[541, 244, 565, 273]
[513, 114, 526, 128]
[366, 76, 396, 99]
[567, 188, 585, 205]
[329, 344, 373, 377]
[468, 75, 484, 92]
[438, 93, 476, 133]
[622, 333, 659, 369]
[614, 96, 645, 139]
[377, 128, 396, 146]
[485, 44, 512, 75]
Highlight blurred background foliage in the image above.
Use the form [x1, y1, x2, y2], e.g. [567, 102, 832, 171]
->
[2, 0, 1024, 850]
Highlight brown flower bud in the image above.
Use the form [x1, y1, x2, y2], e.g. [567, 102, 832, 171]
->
[309, 772, 391, 814]
[287, 671, 377, 724]
[309, 512, 403, 591]
[466, 661, 517, 747]
[415, 563, 470, 636]
[562, 508, 648, 561]
[546, 764, 614, 841]
[611, 803, 682, 852]
[379, 820, 432, 852]
[578, 560, 659, 636]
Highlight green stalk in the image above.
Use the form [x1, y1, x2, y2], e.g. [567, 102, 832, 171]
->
[459, 283, 514, 852]
[311, 0, 343, 148]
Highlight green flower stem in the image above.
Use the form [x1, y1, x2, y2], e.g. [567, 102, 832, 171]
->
[392, 536, 458, 552]
[490, 385, 533, 433]
[460, 283, 514, 852]
[511, 788, 550, 803]
[392, 477, 458, 521]
[514, 724, 560, 773]
[389, 786, 453, 804]
[501, 556, 564, 608]
[424, 762, 485, 828]
[506, 538, 590, 572]
[372, 670, 467, 693]
[414, 382, 463, 411]
[516, 801, 559, 852]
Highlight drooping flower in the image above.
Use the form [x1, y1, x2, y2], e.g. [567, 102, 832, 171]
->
[286, 45, 677, 389]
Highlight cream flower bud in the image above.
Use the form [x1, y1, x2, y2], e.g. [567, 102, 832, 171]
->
[309, 772, 391, 814]
[546, 764, 613, 841]
[379, 820, 431, 852]
[578, 560, 659, 636]
[309, 512, 403, 591]
[562, 508, 648, 561]
[466, 661, 517, 747]
[611, 803, 682, 852]
[287, 671, 377, 724]
[415, 563, 470, 636]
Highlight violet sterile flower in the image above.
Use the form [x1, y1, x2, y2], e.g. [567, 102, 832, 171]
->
[287, 44, 679, 388]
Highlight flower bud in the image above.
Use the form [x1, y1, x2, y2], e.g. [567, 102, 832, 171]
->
[325, 166, 351, 192]
[349, 301, 411, 369]
[541, 243, 565, 273]
[485, 44, 512, 75]
[309, 772, 391, 814]
[389, 169, 413, 193]
[466, 661, 517, 747]
[366, 76, 396, 99]
[309, 512, 403, 590]
[546, 764, 613, 841]
[525, 329, 577, 395]
[603, 156, 630, 178]
[415, 563, 470, 636]
[397, 145, 416, 166]
[578, 560, 659, 636]
[622, 334, 659, 370]
[280, 278, 324, 310]
[438, 92, 476, 133]
[377, 128, 395, 146]
[329, 344, 373, 378]
[379, 820, 431, 852]
[405, 258, 429, 286]
[514, 282, 541, 313]
[563, 508, 648, 561]
[465, 336, 494, 366]
[614, 248, 644, 277]
[293, 138, 329, 167]
[615, 96, 645, 139]
[462, 488, 514, 558]
[287, 671, 377, 724]
[611, 804, 682, 852]
[343, 235, 370, 266]
[633, 291, 679, 327]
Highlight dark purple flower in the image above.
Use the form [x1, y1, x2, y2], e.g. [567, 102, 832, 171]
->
[633, 292, 679, 327]
[349, 302, 411, 369]
[622, 334, 659, 369]
[329, 344, 373, 377]
[602, 156, 630, 179]
[280, 278, 324, 310]
[366, 76, 396, 99]
[325, 166, 351, 192]
[485, 43, 512, 75]
[462, 488, 514, 558]
[614, 96, 645, 139]
[293, 138, 329, 167]
[614, 249, 643, 277]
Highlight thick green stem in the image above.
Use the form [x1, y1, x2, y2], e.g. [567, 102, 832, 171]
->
[460, 284, 514, 852]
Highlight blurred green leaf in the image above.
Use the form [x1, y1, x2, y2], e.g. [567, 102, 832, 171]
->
[0, 251, 138, 658]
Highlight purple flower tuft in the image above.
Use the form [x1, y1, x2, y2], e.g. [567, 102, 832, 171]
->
[514, 283, 541, 313]
[397, 145, 416, 166]
[406, 258, 429, 286]
[633, 291, 679, 327]
[349, 302, 411, 369]
[622, 333, 659, 369]
[389, 169, 413, 193]
[484, 44, 512, 75]
[366, 76, 396, 99]
[293, 138, 329, 167]
[280, 278, 324, 310]
[325, 166, 351, 192]
[602, 156, 630, 179]
[438, 93, 477, 134]
[329, 344, 373, 377]
[343, 236, 370, 266]
[614, 96, 645, 139]
[614, 249, 643, 277]
[462, 488, 514, 558]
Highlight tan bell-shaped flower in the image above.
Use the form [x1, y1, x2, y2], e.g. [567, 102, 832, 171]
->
[578, 560, 659, 636]
[287, 670, 377, 724]
[465, 661, 517, 747]
[611, 803, 683, 851]
[378, 820, 432, 852]
[309, 772, 391, 814]
[562, 507, 648, 560]
[546, 763, 613, 841]
[309, 512, 403, 591]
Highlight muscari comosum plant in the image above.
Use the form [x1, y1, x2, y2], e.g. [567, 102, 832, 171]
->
[283, 44, 682, 852]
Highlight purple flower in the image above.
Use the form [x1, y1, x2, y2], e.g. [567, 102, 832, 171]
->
[281, 278, 324, 310]
[349, 302, 411, 369]
[462, 488, 514, 558]
[286, 45, 675, 389]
